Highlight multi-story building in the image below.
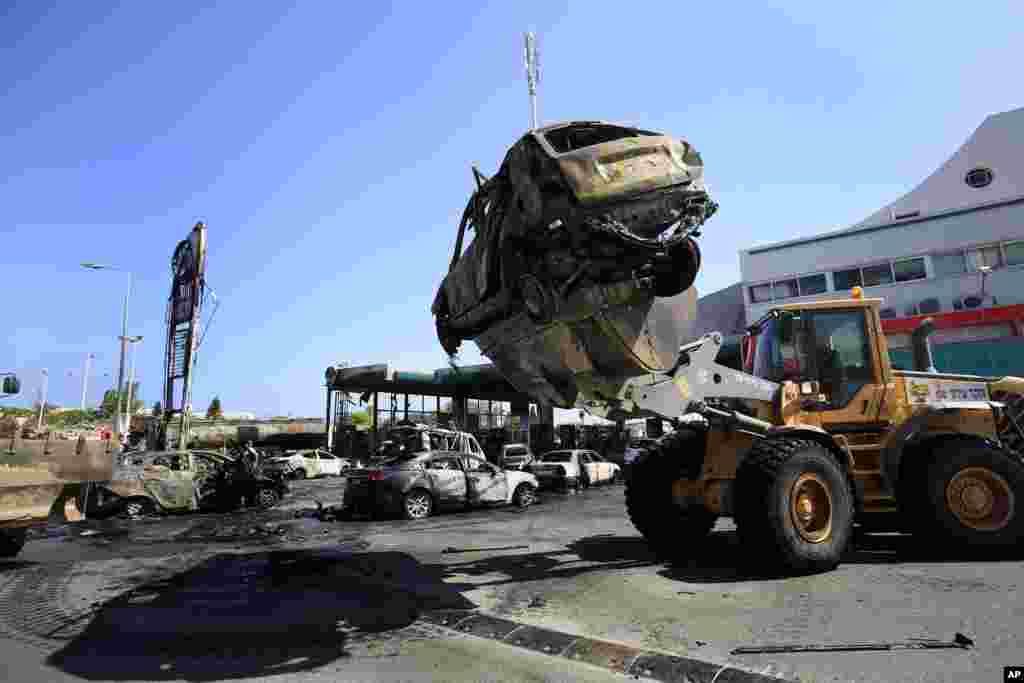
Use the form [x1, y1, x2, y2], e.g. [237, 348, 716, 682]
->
[734, 106, 1024, 375]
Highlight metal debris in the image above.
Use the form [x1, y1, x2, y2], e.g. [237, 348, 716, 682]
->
[731, 633, 974, 654]
[441, 544, 529, 554]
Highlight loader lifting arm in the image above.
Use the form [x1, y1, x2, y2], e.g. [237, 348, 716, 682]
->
[580, 332, 779, 433]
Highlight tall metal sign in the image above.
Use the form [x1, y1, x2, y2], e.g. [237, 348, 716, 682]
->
[524, 32, 540, 130]
[162, 222, 208, 449]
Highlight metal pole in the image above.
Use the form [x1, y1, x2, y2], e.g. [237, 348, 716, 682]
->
[325, 385, 334, 453]
[126, 340, 139, 421]
[81, 353, 93, 411]
[524, 32, 539, 130]
[113, 276, 130, 439]
[37, 369, 48, 432]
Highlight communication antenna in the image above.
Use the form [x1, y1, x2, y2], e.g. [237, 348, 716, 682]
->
[524, 32, 540, 129]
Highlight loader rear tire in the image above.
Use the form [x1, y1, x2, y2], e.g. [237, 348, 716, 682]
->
[626, 433, 716, 561]
[921, 439, 1024, 550]
[734, 438, 855, 574]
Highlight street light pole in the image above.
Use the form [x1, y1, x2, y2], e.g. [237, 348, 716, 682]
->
[116, 273, 132, 435]
[125, 336, 143, 424]
[81, 353, 94, 411]
[37, 369, 48, 432]
[82, 263, 132, 439]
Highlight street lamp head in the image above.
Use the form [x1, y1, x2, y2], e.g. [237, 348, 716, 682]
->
[81, 262, 107, 270]
[127, 335, 143, 343]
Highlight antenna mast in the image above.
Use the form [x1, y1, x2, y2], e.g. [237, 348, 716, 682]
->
[524, 32, 540, 130]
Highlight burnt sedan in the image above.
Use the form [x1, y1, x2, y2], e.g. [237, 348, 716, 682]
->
[344, 451, 539, 520]
[432, 120, 717, 409]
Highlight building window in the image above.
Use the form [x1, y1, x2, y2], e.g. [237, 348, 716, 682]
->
[969, 245, 1002, 270]
[749, 283, 773, 303]
[932, 251, 967, 278]
[798, 273, 827, 296]
[1005, 241, 1024, 267]
[832, 268, 861, 290]
[893, 257, 926, 283]
[773, 279, 798, 299]
[862, 263, 894, 287]
[964, 167, 993, 189]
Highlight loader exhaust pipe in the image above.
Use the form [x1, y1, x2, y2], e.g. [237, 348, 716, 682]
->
[911, 318, 937, 373]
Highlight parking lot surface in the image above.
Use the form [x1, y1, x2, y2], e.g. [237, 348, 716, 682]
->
[3, 477, 1022, 682]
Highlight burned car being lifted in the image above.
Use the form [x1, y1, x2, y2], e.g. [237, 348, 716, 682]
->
[433, 121, 717, 409]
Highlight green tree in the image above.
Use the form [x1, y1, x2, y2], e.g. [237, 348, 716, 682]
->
[206, 396, 223, 419]
[152, 401, 163, 417]
[99, 385, 144, 418]
[100, 389, 119, 418]
[350, 411, 370, 427]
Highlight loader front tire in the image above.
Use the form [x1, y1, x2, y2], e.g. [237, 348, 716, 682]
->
[626, 433, 716, 561]
[734, 438, 855, 574]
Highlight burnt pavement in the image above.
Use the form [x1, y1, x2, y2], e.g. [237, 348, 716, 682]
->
[2, 478, 1022, 683]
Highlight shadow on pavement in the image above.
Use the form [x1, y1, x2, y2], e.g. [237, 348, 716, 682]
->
[432, 534, 661, 590]
[658, 528, 1024, 583]
[47, 548, 475, 682]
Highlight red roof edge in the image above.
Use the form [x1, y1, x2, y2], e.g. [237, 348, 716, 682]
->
[881, 304, 1024, 334]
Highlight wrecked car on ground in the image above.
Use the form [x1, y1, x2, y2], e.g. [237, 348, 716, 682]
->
[433, 120, 718, 408]
[85, 450, 289, 518]
[527, 449, 621, 491]
[263, 448, 351, 479]
[344, 451, 539, 520]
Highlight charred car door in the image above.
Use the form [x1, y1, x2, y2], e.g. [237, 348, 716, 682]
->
[463, 456, 509, 504]
[443, 190, 503, 320]
[424, 454, 468, 505]
[141, 455, 195, 511]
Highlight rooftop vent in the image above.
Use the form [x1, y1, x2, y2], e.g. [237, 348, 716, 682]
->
[965, 167, 993, 189]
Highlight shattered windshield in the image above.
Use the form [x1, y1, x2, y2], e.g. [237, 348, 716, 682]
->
[543, 124, 660, 154]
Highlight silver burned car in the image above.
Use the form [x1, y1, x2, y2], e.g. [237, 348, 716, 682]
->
[344, 450, 539, 520]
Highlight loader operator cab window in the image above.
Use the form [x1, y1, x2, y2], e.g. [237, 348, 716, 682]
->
[751, 309, 872, 409]
[810, 310, 873, 409]
[752, 313, 810, 383]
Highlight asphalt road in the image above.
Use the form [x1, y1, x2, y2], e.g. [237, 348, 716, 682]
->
[2, 476, 1023, 683]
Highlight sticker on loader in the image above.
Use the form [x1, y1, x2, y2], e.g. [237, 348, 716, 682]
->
[905, 377, 989, 405]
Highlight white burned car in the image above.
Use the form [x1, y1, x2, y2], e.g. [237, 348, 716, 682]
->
[345, 451, 539, 520]
[265, 448, 349, 479]
[527, 449, 621, 490]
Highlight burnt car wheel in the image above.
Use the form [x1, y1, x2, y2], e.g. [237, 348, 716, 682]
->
[403, 489, 434, 520]
[519, 274, 556, 323]
[255, 487, 282, 509]
[513, 483, 536, 508]
[0, 529, 28, 559]
[121, 498, 157, 519]
[653, 237, 701, 298]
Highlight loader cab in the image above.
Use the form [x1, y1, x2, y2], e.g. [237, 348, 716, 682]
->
[745, 294, 880, 412]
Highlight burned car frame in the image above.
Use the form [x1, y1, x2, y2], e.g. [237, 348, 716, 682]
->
[86, 450, 288, 517]
[433, 120, 718, 408]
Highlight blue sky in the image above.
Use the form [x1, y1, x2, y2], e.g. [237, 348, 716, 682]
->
[2, 1, 1022, 418]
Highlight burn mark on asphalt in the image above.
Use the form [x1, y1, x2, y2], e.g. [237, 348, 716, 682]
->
[45, 549, 474, 682]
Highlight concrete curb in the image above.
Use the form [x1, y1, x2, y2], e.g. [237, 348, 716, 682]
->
[420, 609, 796, 683]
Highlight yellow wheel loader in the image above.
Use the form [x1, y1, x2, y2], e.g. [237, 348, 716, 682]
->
[589, 288, 1024, 573]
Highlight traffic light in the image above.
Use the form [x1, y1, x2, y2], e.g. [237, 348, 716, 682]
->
[2, 375, 21, 395]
